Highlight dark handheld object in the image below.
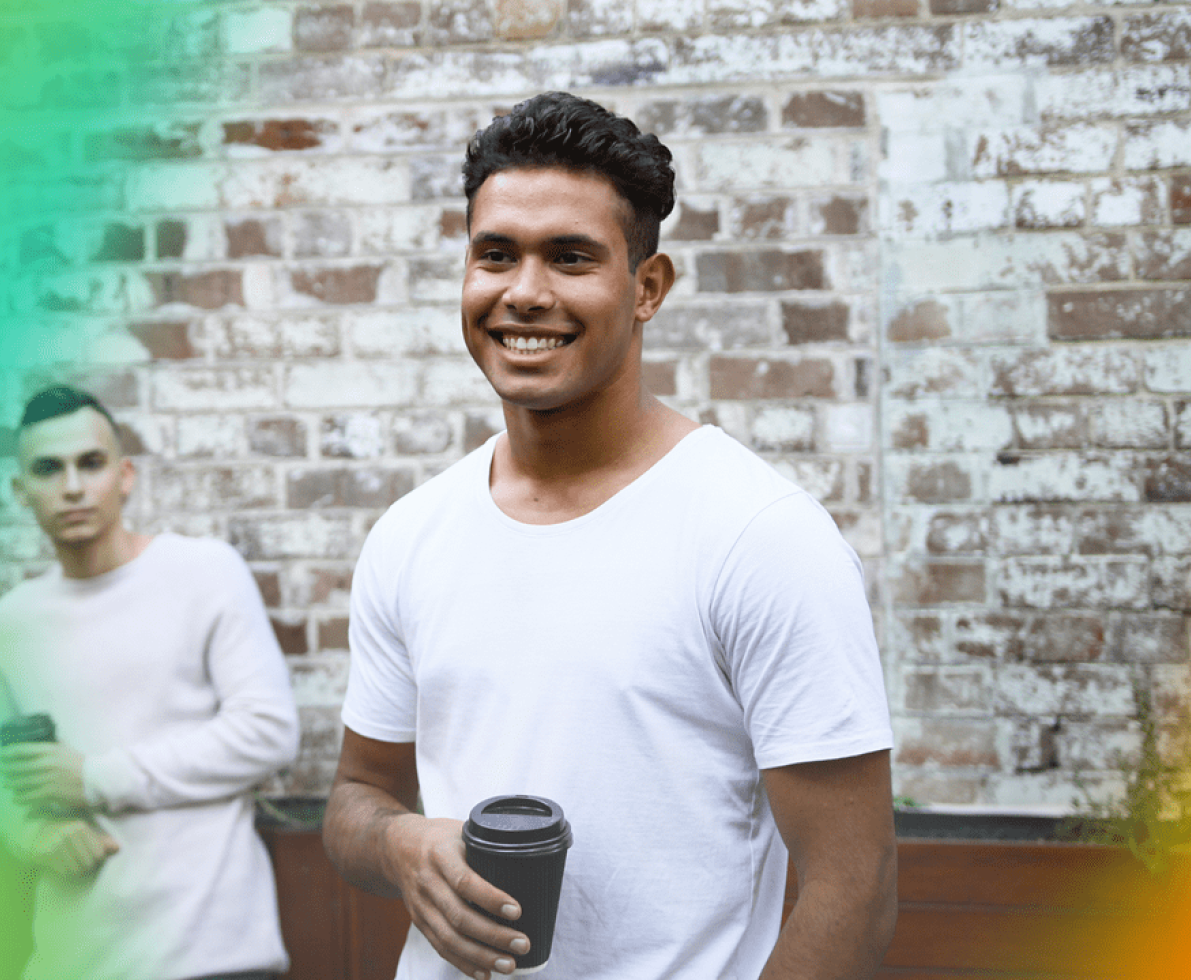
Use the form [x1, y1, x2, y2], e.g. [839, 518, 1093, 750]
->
[463, 795, 573, 974]
[0, 713, 56, 747]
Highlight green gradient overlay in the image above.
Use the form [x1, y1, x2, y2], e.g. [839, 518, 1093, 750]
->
[2, 3, 176, 975]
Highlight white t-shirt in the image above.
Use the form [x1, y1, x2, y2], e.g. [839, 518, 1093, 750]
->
[344, 426, 892, 980]
[0, 533, 299, 980]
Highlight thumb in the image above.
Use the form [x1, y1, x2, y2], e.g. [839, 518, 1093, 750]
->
[98, 832, 120, 855]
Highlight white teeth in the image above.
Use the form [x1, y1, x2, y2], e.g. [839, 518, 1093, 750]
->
[502, 335, 564, 351]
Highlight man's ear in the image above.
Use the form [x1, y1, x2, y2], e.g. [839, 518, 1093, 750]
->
[11, 475, 28, 509]
[634, 252, 676, 325]
[118, 456, 136, 504]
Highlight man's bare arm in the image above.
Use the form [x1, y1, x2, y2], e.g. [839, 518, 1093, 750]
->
[759, 749, 898, 980]
[322, 728, 531, 979]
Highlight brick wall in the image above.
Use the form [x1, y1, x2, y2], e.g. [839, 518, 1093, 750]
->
[1, 0, 1188, 809]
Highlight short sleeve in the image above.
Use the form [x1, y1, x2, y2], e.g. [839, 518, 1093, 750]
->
[710, 492, 893, 770]
[342, 519, 418, 743]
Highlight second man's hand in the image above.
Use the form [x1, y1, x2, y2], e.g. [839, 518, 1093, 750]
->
[385, 813, 530, 980]
[1, 742, 87, 810]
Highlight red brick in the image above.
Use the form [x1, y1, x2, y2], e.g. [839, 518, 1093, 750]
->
[1145, 456, 1191, 502]
[295, 5, 354, 51]
[222, 119, 334, 152]
[1075, 508, 1150, 555]
[781, 301, 849, 344]
[667, 203, 720, 241]
[1048, 289, 1191, 341]
[1022, 615, 1106, 662]
[287, 467, 415, 508]
[1109, 614, 1189, 663]
[1009, 403, 1086, 450]
[92, 223, 145, 261]
[127, 321, 197, 360]
[896, 719, 999, 768]
[249, 417, 308, 458]
[309, 567, 354, 604]
[926, 512, 988, 554]
[1121, 12, 1191, 62]
[709, 357, 836, 399]
[902, 460, 973, 502]
[902, 665, 991, 711]
[85, 124, 202, 161]
[156, 220, 186, 259]
[736, 198, 793, 240]
[891, 412, 928, 449]
[954, 612, 1027, 660]
[893, 612, 947, 659]
[696, 250, 826, 293]
[812, 195, 867, 235]
[317, 616, 350, 650]
[426, 0, 493, 43]
[889, 299, 951, 343]
[894, 561, 986, 604]
[1135, 231, 1191, 281]
[783, 91, 866, 128]
[253, 570, 282, 608]
[62, 369, 139, 410]
[361, 2, 421, 46]
[290, 266, 382, 305]
[148, 270, 244, 310]
[271, 617, 309, 655]
[293, 211, 352, 257]
[852, 0, 917, 16]
[1173, 176, 1191, 225]
[930, 0, 996, 13]
[226, 218, 283, 259]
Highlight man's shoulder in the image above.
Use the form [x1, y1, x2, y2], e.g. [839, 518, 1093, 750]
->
[368, 437, 493, 534]
[679, 426, 808, 511]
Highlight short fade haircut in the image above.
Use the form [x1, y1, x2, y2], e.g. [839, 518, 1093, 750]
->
[19, 385, 122, 450]
[463, 92, 676, 271]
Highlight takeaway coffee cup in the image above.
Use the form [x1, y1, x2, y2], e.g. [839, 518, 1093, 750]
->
[0, 713, 56, 747]
[462, 795, 573, 974]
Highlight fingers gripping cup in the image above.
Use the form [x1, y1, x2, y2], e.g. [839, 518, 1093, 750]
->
[463, 795, 573, 974]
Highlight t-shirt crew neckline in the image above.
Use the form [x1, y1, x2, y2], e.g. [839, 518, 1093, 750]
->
[51, 532, 166, 593]
[479, 425, 717, 535]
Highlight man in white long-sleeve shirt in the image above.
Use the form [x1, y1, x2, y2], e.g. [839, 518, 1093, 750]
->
[0, 385, 300, 980]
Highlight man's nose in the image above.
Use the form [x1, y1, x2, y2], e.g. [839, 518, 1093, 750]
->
[505, 258, 553, 312]
[62, 465, 83, 496]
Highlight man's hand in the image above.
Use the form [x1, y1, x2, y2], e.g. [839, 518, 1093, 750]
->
[0, 742, 87, 810]
[22, 819, 119, 878]
[381, 812, 530, 979]
[323, 731, 531, 980]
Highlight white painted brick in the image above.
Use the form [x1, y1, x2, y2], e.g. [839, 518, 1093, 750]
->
[963, 17, 1111, 70]
[1089, 177, 1165, 227]
[242, 264, 278, 312]
[225, 7, 293, 55]
[988, 454, 1141, 504]
[154, 368, 278, 411]
[349, 307, 466, 357]
[750, 405, 816, 450]
[127, 164, 223, 212]
[1012, 181, 1086, 228]
[995, 663, 1136, 716]
[969, 124, 1116, 178]
[880, 133, 951, 185]
[285, 361, 421, 409]
[288, 656, 350, 707]
[885, 348, 984, 399]
[990, 506, 1077, 555]
[822, 402, 874, 452]
[357, 206, 444, 254]
[1089, 399, 1168, 448]
[695, 139, 841, 190]
[958, 292, 1047, 345]
[221, 159, 411, 210]
[88, 330, 153, 365]
[322, 413, 387, 459]
[888, 401, 1014, 452]
[887, 233, 1125, 291]
[876, 76, 1030, 133]
[882, 182, 1011, 237]
[419, 359, 500, 406]
[1038, 65, 1191, 121]
[1123, 119, 1191, 171]
[1143, 345, 1191, 393]
[176, 414, 244, 457]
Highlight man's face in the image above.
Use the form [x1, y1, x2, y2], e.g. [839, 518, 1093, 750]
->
[13, 408, 133, 550]
[462, 167, 657, 415]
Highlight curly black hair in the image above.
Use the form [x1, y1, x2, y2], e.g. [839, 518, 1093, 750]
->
[463, 92, 676, 270]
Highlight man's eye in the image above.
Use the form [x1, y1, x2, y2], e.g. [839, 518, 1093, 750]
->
[79, 456, 106, 470]
[29, 461, 60, 477]
[480, 249, 513, 264]
[556, 252, 588, 266]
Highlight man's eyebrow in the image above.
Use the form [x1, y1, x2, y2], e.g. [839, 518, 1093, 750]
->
[469, 232, 609, 253]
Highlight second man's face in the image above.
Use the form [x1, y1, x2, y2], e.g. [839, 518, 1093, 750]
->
[462, 167, 659, 416]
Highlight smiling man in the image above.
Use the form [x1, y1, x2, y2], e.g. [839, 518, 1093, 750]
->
[0, 385, 299, 980]
[323, 92, 897, 980]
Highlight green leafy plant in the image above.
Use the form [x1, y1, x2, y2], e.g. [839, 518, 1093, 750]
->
[1060, 680, 1191, 876]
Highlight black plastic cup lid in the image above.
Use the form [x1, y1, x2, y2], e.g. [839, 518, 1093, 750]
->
[464, 795, 572, 848]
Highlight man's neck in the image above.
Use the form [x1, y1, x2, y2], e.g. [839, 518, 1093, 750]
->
[493, 387, 699, 524]
[56, 526, 153, 580]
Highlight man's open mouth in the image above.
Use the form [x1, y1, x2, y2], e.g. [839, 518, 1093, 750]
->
[497, 334, 575, 352]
